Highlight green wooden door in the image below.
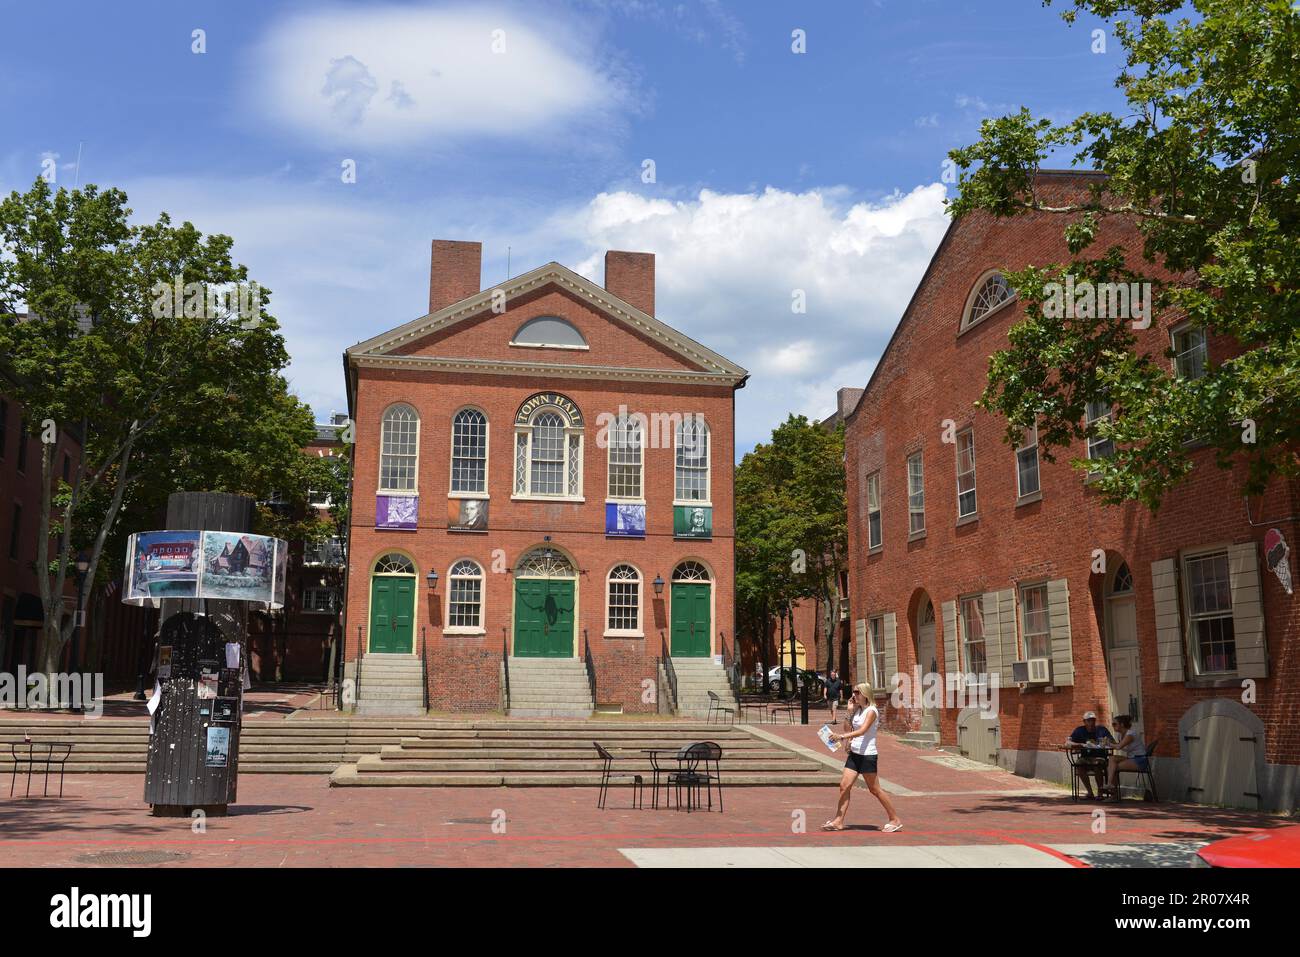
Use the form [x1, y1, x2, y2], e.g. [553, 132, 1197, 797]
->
[514, 579, 575, 657]
[671, 582, 711, 657]
[370, 575, 414, 653]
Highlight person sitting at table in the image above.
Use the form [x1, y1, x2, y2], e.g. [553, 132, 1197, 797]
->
[1105, 714, 1148, 801]
[1067, 711, 1114, 799]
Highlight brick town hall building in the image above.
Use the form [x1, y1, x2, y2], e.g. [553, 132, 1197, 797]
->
[341, 241, 747, 716]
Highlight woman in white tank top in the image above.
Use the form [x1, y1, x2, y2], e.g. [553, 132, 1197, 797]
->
[822, 683, 902, 832]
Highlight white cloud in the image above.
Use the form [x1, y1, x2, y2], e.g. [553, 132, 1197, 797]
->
[247, 5, 631, 147]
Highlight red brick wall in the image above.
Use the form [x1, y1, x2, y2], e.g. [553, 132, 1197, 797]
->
[345, 275, 738, 714]
[844, 174, 1300, 769]
[428, 240, 482, 314]
[604, 250, 655, 317]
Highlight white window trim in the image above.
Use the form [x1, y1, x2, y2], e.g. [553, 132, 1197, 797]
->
[377, 402, 421, 495]
[958, 593, 988, 686]
[512, 409, 584, 501]
[1017, 580, 1051, 660]
[959, 269, 1017, 334]
[906, 452, 925, 535]
[603, 563, 644, 637]
[1170, 322, 1208, 381]
[1015, 424, 1041, 499]
[444, 558, 486, 635]
[1085, 401, 1114, 466]
[674, 416, 711, 505]
[301, 586, 338, 615]
[867, 614, 887, 690]
[606, 414, 645, 503]
[956, 428, 977, 518]
[1179, 545, 1236, 676]
[866, 471, 882, 550]
[448, 406, 490, 499]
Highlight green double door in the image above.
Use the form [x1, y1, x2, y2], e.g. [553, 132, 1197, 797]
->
[369, 575, 415, 653]
[514, 578, 575, 657]
[671, 583, 712, 657]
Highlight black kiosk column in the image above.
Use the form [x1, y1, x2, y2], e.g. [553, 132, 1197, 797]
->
[142, 492, 255, 817]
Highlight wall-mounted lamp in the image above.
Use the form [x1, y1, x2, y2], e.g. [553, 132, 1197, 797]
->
[426, 569, 439, 592]
[652, 574, 665, 597]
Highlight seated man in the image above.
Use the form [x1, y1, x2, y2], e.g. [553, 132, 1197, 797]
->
[1067, 711, 1115, 799]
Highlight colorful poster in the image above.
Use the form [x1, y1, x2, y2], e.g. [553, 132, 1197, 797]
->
[156, 646, 173, 680]
[205, 726, 230, 768]
[201, 531, 274, 602]
[376, 494, 418, 530]
[127, 531, 202, 600]
[448, 498, 489, 531]
[606, 502, 646, 538]
[674, 505, 712, 539]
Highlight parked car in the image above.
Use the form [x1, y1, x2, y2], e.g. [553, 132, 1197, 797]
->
[766, 666, 825, 695]
[1193, 825, 1300, 867]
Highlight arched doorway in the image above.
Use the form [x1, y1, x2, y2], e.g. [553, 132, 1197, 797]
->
[513, 545, 577, 657]
[670, 561, 712, 657]
[915, 595, 938, 732]
[369, 553, 416, 654]
[1105, 561, 1142, 722]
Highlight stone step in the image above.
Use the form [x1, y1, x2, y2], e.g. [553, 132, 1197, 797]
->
[330, 764, 839, 787]
[898, 731, 941, 748]
[357, 757, 827, 774]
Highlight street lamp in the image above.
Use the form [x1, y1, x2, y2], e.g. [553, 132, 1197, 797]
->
[778, 604, 789, 697]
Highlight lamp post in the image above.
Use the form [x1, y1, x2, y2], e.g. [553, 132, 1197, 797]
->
[70, 552, 90, 675]
[778, 603, 789, 697]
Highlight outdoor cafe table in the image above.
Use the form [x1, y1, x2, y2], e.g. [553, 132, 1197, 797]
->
[642, 748, 698, 809]
[1062, 742, 1118, 800]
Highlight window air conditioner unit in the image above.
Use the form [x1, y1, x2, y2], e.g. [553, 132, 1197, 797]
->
[1012, 659, 1053, 685]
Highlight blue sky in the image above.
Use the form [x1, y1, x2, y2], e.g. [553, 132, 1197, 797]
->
[0, 0, 1126, 453]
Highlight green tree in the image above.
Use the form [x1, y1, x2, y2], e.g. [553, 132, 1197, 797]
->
[948, 0, 1299, 510]
[0, 178, 321, 677]
[736, 415, 847, 687]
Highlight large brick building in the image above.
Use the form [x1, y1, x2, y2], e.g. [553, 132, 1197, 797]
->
[341, 241, 746, 715]
[844, 172, 1299, 811]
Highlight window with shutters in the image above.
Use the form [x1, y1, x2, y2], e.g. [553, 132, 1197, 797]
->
[1019, 582, 1050, 659]
[866, 472, 882, 549]
[867, 615, 887, 691]
[1182, 550, 1236, 674]
[956, 429, 977, 518]
[959, 595, 987, 680]
[907, 453, 925, 534]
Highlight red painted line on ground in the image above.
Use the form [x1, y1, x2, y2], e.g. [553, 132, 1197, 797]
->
[971, 829, 1090, 867]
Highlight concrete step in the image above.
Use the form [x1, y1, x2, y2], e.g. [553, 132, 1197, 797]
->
[899, 731, 941, 748]
[330, 764, 839, 787]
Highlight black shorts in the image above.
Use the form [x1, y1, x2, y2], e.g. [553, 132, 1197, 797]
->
[845, 752, 878, 775]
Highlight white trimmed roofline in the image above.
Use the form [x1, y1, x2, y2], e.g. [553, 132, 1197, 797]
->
[345, 260, 748, 379]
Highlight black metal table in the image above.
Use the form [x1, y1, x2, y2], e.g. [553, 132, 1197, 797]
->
[9, 742, 73, 798]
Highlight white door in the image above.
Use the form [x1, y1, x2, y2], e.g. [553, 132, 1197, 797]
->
[916, 600, 938, 732]
[1106, 595, 1142, 721]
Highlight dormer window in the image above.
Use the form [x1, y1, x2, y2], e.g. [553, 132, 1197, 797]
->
[961, 271, 1015, 332]
[510, 316, 589, 350]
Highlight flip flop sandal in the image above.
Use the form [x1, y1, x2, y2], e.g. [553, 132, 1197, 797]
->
[883, 822, 904, 833]
[821, 821, 844, 831]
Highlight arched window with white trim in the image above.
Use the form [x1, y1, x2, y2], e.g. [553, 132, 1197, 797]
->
[379, 403, 419, 492]
[675, 416, 710, 503]
[961, 271, 1015, 331]
[513, 398, 583, 498]
[450, 408, 488, 495]
[606, 564, 642, 635]
[607, 414, 643, 500]
[446, 559, 484, 631]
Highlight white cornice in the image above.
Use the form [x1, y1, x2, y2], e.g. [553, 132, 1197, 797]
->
[352, 353, 745, 387]
[345, 262, 748, 380]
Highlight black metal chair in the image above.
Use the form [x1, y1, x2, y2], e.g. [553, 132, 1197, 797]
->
[1065, 745, 1105, 801]
[707, 690, 735, 726]
[593, 742, 643, 810]
[1114, 739, 1160, 802]
[9, 742, 73, 798]
[669, 741, 724, 813]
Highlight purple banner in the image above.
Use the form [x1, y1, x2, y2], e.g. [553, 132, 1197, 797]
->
[376, 494, 418, 530]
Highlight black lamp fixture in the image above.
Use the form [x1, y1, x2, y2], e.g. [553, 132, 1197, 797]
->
[541, 534, 554, 561]
[75, 552, 90, 579]
[425, 569, 439, 592]
[652, 574, 665, 597]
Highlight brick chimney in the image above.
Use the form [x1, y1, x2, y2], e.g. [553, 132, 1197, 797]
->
[604, 250, 655, 316]
[428, 240, 482, 313]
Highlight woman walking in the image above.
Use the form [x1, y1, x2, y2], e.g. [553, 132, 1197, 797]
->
[822, 683, 902, 832]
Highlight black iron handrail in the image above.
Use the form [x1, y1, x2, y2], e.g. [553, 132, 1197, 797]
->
[420, 626, 429, 713]
[583, 628, 597, 707]
[719, 630, 740, 696]
[502, 627, 511, 712]
[353, 625, 363, 711]
[659, 632, 678, 714]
